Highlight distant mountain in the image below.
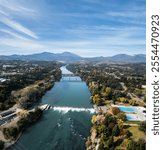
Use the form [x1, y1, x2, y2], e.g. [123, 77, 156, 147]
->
[0, 52, 82, 62]
[55, 52, 82, 61]
[108, 54, 146, 62]
[0, 52, 146, 63]
[87, 54, 146, 63]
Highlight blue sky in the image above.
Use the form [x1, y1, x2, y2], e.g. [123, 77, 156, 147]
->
[0, 0, 145, 57]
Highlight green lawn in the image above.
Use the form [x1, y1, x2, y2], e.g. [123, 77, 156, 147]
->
[125, 121, 142, 125]
[127, 126, 145, 141]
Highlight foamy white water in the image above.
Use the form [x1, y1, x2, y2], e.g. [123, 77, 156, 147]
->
[52, 106, 95, 114]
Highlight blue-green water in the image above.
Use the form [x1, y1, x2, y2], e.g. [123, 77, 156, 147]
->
[10, 66, 93, 150]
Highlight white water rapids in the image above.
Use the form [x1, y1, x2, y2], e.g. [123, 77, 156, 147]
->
[52, 106, 95, 114]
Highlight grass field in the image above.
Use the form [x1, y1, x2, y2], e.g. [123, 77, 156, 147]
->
[127, 126, 145, 141]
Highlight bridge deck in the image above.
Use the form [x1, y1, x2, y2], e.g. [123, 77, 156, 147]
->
[62, 74, 75, 77]
[61, 80, 82, 82]
[61, 74, 82, 82]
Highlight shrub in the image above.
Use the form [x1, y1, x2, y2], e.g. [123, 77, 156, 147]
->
[17, 108, 43, 130]
[103, 136, 114, 149]
[136, 139, 146, 150]
[112, 124, 120, 136]
[91, 115, 97, 124]
[3, 127, 19, 140]
[139, 121, 146, 133]
[121, 139, 136, 150]
[121, 129, 132, 138]
[117, 112, 127, 121]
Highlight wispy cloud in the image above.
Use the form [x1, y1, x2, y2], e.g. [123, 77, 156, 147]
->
[0, 0, 145, 56]
[106, 11, 145, 18]
[0, 17, 38, 39]
[0, 0, 37, 15]
[0, 37, 43, 50]
[64, 25, 145, 38]
[0, 9, 8, 16]
[0, 0, 40, 55]
[0, 29, 28, 40]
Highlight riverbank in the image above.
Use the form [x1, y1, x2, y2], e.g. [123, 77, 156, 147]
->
[0, 68, 62, 150]
[12, 67, 61, 109]
[1, 104, 56, 150]
[86, 103, 146, 150]
[66, 63, 146, 149]
[1, 66, 93, 150]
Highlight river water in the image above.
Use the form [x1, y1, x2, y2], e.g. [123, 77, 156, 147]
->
[10, 66, 93, 150]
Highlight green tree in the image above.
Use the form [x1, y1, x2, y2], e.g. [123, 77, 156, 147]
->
[91, 115, 97, 124]
[92, 94, 104, 106]
[127, 140, 136, 150]
[92, 94, 100, 104]
[117, 113, 127, 121]
[105, 87, 111, 96]
[103, 136, 114, 149]
[112, 124, 120, 136]
[139, 121, 146, 133]
[3, 127, 19, 140]
[97, 125, 106, 135]
[122, 139, 136, 150]
[117, 119, 124, 130]
[102, 87, 111, 98]
[136, 139, 146, 150]
[98, 142, 104, 150]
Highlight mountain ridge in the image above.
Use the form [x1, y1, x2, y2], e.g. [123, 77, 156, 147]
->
[0, 52, 146, 63]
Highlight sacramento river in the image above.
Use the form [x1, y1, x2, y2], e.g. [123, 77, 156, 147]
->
[10, 66, 93, 150]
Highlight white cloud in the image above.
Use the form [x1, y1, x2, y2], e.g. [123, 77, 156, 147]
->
[0, 37, 43, 50]
[106, 11, 145, 18]
[0, 9, 8, 16]
[0, 34, 145, 57]
[0, 0, 145, 57]
[0, 29, 29, 40]
[65, 25, 145, 38]
[0, 0, 37, 15]
[0, 17, 38, 39]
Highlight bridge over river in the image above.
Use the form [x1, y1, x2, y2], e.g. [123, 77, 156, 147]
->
[62, 74, 75, 77]
[61, 73, 82, 82]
